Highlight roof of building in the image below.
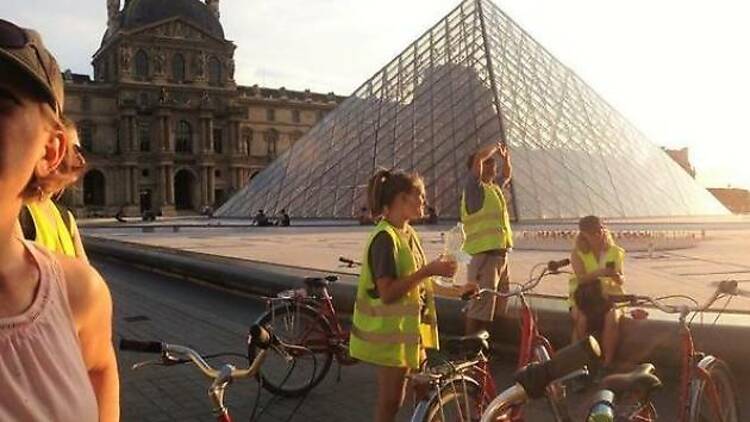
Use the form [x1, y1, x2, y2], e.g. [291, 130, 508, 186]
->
[120, 0, 224, 39]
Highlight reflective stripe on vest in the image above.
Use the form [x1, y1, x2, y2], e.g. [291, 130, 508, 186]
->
[461, 183, 513, 254]
[26, 200, 76, 257]
[568, 245, 625, 305]
[349, 220, 439, 369]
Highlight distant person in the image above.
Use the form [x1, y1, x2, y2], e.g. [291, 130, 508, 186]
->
[114, 205, 126, 223]
[253, 209, 271, 226]
[278, 209, 290, 226]
[357, 206, 373, 225]
[0, 19, 118, 421]
[349, 169, 457, 422]
[18, 116, 89, 262]
[461, 141, 513, 335]
[569, 215, 626, 369]
[425, 206, 438, 225]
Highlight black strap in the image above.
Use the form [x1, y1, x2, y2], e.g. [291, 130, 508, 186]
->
[18, 205, 37, 241]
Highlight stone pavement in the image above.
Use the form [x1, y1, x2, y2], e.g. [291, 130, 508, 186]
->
[99, 248, 750, 421]
[87, 219, 750, 311]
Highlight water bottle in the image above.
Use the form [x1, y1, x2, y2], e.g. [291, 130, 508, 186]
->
[434, 223, 471, 287]
[587, 390, 615, 422]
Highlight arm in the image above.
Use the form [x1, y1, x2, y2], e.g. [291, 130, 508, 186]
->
[498, 144, 512, 188]
[470, 142, 502, 180]
[60, 259, 120, 422]
[376, 266, 434, 305]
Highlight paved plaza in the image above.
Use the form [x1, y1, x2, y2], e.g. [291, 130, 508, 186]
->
[85, 217, 750, 311]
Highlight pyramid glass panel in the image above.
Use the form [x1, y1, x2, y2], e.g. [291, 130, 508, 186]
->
[217, 0, 728, 220]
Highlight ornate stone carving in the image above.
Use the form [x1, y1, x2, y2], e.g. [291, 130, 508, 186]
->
[159, 87, 170, 104]
[120, 45, 132, 72]
[224, 58, 235, 81]
[152, 48, 166, 75]
[192, 52, 205, 79]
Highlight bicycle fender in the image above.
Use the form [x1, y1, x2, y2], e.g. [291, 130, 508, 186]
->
[255, 302, 334, 333]
[688, 354, 719, 419]
[410, 375, 481, 422]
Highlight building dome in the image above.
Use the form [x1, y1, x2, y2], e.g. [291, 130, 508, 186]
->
[121, 0, 224, 39]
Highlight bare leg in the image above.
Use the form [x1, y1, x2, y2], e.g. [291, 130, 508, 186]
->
[375, 365, 409, 422]
[466, 317, 489, 335]
[602, 309, 620, 367]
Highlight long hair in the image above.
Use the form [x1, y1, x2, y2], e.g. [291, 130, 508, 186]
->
[367, 168, 424, 218]
[575, 215, 615, 253]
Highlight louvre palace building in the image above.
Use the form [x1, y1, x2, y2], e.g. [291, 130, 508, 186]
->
[61, 0, 343, 217]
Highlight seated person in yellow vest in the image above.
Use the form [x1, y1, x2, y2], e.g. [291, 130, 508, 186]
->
[461, 141, 513, 335]
[569, 215, 625, 368]
[349, 169, 457, 422]
[17, 116, 88, 262]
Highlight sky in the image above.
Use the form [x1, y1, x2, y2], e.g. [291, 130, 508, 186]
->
[2, 0, 748, 190]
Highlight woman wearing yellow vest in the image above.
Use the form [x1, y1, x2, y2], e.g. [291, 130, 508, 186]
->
[17, 117, 88, 261]
[349, 169, 457, 422]
[569, 215, 625, 368]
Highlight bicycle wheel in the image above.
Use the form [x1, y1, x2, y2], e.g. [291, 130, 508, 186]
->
[689, 359, 740, 422]
[532, 342, 570, 422]
[253, 303, 334, 397]
[413, 377, 482, 422]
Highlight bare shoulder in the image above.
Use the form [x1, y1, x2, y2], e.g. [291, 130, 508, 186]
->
[55, 255, 111, 322]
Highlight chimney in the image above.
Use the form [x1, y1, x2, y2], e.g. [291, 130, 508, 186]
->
[205, 0, 220, 19]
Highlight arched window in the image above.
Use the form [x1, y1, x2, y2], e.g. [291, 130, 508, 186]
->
[208, 56, 221, 85]
[172, 53, 186, 82]
[138, 121, 151, 152]
[134, 49, 149, 79]
[175, 120, 192, 153]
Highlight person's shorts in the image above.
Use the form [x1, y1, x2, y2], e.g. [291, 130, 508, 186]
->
[466, 250, 510, 322]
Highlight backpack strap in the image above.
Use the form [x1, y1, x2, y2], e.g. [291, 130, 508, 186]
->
[18, 205, 37, 241]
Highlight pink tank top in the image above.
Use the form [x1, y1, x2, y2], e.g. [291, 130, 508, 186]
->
[0, 241, 98, 421]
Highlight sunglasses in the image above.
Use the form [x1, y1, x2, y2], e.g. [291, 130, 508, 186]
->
[0, 19, 58, 115]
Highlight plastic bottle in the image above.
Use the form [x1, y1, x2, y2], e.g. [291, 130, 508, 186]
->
[587, 390, 615, 422]
[434, 223, 471, 287]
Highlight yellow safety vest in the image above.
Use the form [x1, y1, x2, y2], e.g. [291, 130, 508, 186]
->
[349, 220, 439, 369]
[568, 245, 625, 305]
[26, 200, 77, 257]
[461, 183, 513, 254]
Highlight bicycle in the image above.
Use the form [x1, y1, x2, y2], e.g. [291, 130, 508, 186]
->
[410, 259, 586, 421]
[251, 259, 361, 397]
[478, 336, 602, 422]
[119, 324, 310, 422]
[604, 279, 741, 422]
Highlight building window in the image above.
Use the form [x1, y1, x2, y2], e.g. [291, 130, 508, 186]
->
[266, 108, 276, 122]
[81, 96, 91, 112]
[141, 169, 150, 178]
[213, 128, 223, 154]
[215, 169, 222, 178]
[290, 130, 303, 142]
[138, 121, 150, 152]
[172, 53, 186, 82]
[317, 110, 325, 121]
[292, 109, 300, 123]
[175, 120, 192, 153]
[79, 123, 94, 152]
[208, 56, 221, 85]
[134, 49, 149, 79]
[264, 129, 278, 158]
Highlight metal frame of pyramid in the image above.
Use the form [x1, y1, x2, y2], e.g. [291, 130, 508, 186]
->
[217, 0, 728, 220]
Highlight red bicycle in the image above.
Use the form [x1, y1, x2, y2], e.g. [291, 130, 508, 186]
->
[606, 280, 741, 422]
[251, 268, 358, 397]
[409, 259, 585, 421]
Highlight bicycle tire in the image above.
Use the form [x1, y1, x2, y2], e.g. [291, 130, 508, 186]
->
[253, 303, 334, 397]
[688, 358, 740, 422]
[412, 376, 482, 422]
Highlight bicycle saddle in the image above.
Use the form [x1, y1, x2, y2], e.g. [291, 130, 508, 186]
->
[601, 363, 662, 395]
[441, 330, 490, 356]
[303, 275, 338, 288]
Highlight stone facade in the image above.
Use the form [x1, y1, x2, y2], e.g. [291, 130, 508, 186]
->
[62, 0, 342, 217]
[708, 188, 750, 214]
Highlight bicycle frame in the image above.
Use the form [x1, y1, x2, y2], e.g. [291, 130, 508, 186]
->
[677, 314, 724, 422]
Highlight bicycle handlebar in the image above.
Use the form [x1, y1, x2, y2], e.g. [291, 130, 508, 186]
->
[120, 324, 281, 380]
[461, 258, 570, 301]
[609, 280, 739, 315]
[339, 256, 362, 267]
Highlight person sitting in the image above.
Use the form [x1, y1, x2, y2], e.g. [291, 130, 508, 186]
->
[277, 209, 290, 226]
[253, 209, 271, 226]
[425, 206, 438, 225]
[569, 215, 625, 369]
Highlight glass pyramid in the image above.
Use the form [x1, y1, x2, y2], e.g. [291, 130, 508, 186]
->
[217, 0, 728, 220]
